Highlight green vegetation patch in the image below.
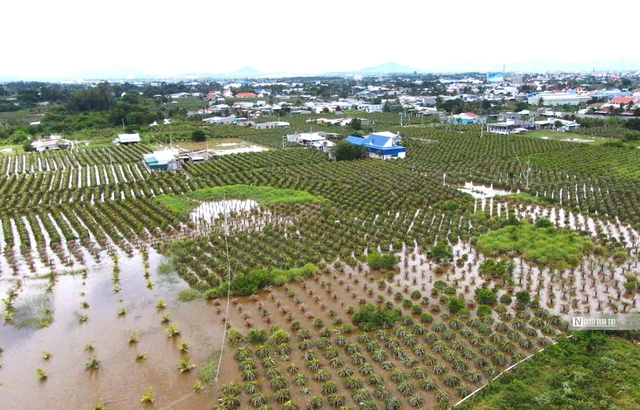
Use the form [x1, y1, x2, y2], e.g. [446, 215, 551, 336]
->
[153, 195, 197, 219]
[153, 185, 321, 219]
[199, 350, 222, 384]
[496, 192, 553, 205]
[188, 184, 321, 205]
[475, 221, 594, 269]
[177, 288, 205, 302]
[457, 332, 640, 410]
[211, 263, 319, 296]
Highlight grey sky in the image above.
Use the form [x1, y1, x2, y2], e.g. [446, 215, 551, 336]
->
[4, 0, 638, 78]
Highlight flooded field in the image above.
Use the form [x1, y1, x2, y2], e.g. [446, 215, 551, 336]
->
[1, 190, 639, 408]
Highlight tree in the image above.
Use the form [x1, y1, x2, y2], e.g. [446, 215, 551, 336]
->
[191, 129, 206, 142]
[428, 242, 453, 263]
[351, 118, 362, 130]
[334, 139, 369, 161]
[447, 297, 465, 314]
[516, 291, 531, 306]
[366, 252, 398, 270]
[475, 288, 497, 305]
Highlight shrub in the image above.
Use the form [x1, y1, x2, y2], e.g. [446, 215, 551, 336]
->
[475, 288, 497, 305]
[367, 252, 399, 270]
[477, 305, 492, 317]
[427, 242, 454, 263]
[516, 291, 531, 306]
[500, 294, 513, 304]
[352, 303, 401, 329]
[447, 297, 465, 314]
[249, 329, 268, 344]
[420, 312, 434, 323]
[177, 288, 204, 302]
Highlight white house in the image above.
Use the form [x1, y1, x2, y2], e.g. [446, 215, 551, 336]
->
[114, 133, 141, 145]
[31, 135, 72, 152]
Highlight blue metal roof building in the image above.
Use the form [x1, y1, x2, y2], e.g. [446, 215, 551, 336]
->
[344, 132, 406, 159]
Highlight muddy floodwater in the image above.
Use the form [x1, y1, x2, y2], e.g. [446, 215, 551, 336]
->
[0, 249, 234, 409]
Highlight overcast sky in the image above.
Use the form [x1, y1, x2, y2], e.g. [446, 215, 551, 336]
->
[3, 0, 638, 78]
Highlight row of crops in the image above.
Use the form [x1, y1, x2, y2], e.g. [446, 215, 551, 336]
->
[0, 144, 151, 175]
[213, 265, 570, 409]
[1, 127, 640, 275]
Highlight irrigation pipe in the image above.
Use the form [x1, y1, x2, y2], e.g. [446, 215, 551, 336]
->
[157, 198, 234, 410]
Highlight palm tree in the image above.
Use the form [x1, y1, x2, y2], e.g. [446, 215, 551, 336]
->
[256, 344, 271, 358]
[373, 386, 391, 400]
[322, 381, 338, 394]
[384, 397, 402, 410]
[329, 356, 345, 368]
[418, 377, 437, 391]
[463, 370, 482, 383]
[407, 394, 424, 407]
[222, 381, 242, 396]
[367, 374, 384, 387]
[433, 363, 448, 375]
[282, 400, 299, 410]
[431, 340, 446, 353]
[269, 376, 287, 391]
[343, 375, 364, 389]
[327, 393, 346, 407]
[443, 373, 461, 387]
[244, 380, 262, 395]
[381, 360, 395, 370]
[358, 362, 374, 376]
[491, 351, 507, 366]
[456, 383, 472, 398]
[396, 380, 416, 396]
[306, 396, 323, 410]
[249, 392, 268, 407]
[337, 366, 353, 377]
[273, 388, 291, 403]
[390, 369, 407, 383]
[242, 368, 259, 381]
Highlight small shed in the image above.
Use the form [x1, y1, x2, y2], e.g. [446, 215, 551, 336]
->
[143, 150, 181, 171]
[114, 133, 141, 145]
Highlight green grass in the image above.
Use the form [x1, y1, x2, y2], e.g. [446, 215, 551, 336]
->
[177, 288, 205, 302]
[522, 130, 601, 143]
[153, 185, 321, 220]
[188, 185, 321, 205]
[496, 192, 553, 205]
[475, 222, 594, 269]
[199, 350, 221, 384]
[152, 195, 197, 219]
[456, 332, 640, 410]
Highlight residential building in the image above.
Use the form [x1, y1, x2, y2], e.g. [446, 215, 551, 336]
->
[142, 150, 181, 171]
[252, 121, 290, 129]
[31, 135, 72, 152]
[486, 122, 526, 135]
[344, 132, 406, 159]
[235, 91, 259, 98]
[114, 133, 141, 145]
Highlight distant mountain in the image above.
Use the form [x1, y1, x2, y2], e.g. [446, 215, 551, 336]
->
[358, 62, 416, 74]
[229, 66, 262, 77]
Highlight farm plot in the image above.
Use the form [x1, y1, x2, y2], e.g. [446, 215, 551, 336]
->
[1, 131, 639, 409]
